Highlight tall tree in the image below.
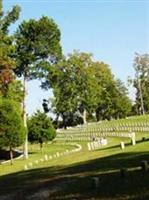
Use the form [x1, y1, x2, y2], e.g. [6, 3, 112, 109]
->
[42, 51, 119, 125]
[132, 53, 149, 115]
[0, 1, 24, 164]
[43, 51, 132, 124]
[43, 51, 99, 125]
[0, 98, 25, 164]
[90, 61, 115, 121]
[67, 51, 98, 123]
[14, 16, 62, 158]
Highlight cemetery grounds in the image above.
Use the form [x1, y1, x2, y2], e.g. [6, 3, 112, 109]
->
[0, 115, 149, 200]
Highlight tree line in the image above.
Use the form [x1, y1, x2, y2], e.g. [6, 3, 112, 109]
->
[0, 0, 149, 161]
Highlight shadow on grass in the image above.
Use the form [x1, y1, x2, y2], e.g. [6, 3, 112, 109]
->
[0, 151, 149, 200]
[136, 138, 149, 144]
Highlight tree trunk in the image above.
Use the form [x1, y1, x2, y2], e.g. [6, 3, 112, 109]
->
[23, 75, 28, 159]
[40, 142, 43, 153]
[137, 71, 145, 115]
[82, 109, 87, 124]
[95, 110, 100, 121]
[79, 109, 87, 124]
[62, 113, 67, 129]
[9, 146, 13, 165]
[138, 79, 145, 115]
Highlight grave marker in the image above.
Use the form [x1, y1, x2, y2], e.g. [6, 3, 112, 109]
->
[120, 142, 125, 149]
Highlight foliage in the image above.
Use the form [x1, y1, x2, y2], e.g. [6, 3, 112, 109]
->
[114, 79, 132, 118]
[14, 16, 62, 78]
[14, 14, 62, 158]
[42, 51, 132, 125]
[96, 79, 132, 120]
[0, 0, 20, 34]
[27, 111, 56, 149]
[0, 98, 25, 164]
[41, 51, 100, 125]
[0, 0, 21, 96]
[6, 80, 24, 103]
[132, 53, 149, 114]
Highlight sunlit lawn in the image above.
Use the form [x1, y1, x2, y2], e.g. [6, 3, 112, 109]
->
[0, 142, 74, 176]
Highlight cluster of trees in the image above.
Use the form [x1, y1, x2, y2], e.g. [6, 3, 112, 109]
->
[0, 0, 58, 161]
[0, 0, 149, 161]
[0, 1, 25, 164]
[41, 51, 132, 127]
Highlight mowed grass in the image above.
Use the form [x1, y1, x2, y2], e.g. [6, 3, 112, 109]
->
[0, 143, 74, 176]
[0, 132, 149, 200]
[0, 114, 149, 199]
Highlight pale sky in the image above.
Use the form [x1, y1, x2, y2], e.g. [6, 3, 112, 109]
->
[4, 0, 149, 117]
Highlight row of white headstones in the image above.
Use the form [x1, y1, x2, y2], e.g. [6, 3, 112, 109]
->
[87, 132, 136, 151]
[87, 138, 108, 151]
[56, 131, 136, 142]
[24, 143, 82, 170]
[58, 124, 149, 134]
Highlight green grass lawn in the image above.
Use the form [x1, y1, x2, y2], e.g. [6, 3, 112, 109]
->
[0, 115, 149, 199]
[0, 132, 149, 200]
[0, 142, 75, 176]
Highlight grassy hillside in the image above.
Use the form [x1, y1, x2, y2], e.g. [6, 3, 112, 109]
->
[0, 115, 149, 200]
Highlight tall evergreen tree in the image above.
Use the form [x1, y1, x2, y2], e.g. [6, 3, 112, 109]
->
[0, 98, 25, 164]
[14, 16, 62, 158]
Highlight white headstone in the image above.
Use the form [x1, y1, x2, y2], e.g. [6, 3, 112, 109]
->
[44, 154, 48, 161]
[120, 142, 125, 149]
[66, 149, 69, 154]
[131, 132, 136, 145]
[35, 160, 39, 164]
[24, 165, 28, 170]
[87, 143, 91, 151]
[28, 162, 33, 168]
[91, 142, 94, 150]
[56, 152, 60, 157]
[94, 142, 98, 149]
[92, 177, 100, 188]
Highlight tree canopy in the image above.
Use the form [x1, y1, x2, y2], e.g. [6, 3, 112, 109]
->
[0, 0, 21, 97]
[0, 98, 25, 164]
[14, 16, 62, 79]
[13, 15, 62, 158]
[27, 111, 56, 150]
[132, 53, 149, 115]
[41, 51, 132, 126]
